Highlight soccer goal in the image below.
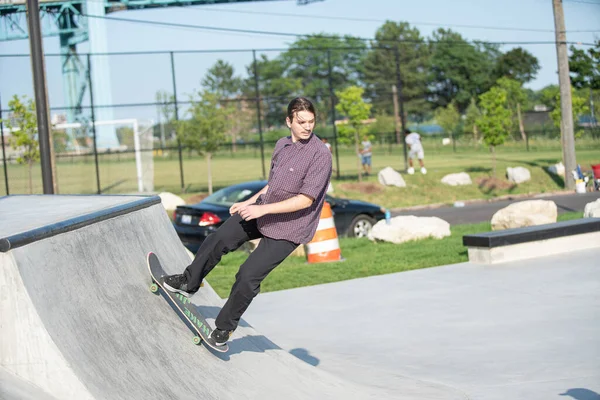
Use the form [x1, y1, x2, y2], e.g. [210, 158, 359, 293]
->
[54, 118, 154, 193]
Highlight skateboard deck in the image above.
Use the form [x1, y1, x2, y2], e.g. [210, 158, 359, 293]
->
[146, 252, 228, 353]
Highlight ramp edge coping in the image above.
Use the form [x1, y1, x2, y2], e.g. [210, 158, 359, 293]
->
[462, 217, 600, 248]
[0, 196, 161, 252]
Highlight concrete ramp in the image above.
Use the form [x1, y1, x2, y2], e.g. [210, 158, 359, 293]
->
[1, 195, 455, 400]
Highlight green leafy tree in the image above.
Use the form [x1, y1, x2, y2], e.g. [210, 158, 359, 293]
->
[434, 100, 460, 148]
[243, 54, 302, 128]
[494, 47, 540, 84]
[569, 41, 599, 90]
[550, 88, 590, 138]
[537, 85, 560, 110]
[477, 86, 513, 177]
[283, 34, 367, 126]
[335, 86, 372, 181]
[202, 60, 242, 97]
[464, 98, 482, 142]
[363, 22, 430, 120]
[202, 60, 251, 151]
[2, 95, 40, 193]
[177, 91, 227, 194]
[429, 28, 500, 111]
[496, 77, 528, 140]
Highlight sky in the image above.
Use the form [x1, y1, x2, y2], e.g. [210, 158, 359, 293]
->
[0, 0, 599, 122]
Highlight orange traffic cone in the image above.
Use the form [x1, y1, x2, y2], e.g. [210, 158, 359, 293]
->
[305, 202, 343, 263]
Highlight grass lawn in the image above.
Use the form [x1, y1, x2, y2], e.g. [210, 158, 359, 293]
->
[205, 211, 585, 298]
[3, 138, 599, 209]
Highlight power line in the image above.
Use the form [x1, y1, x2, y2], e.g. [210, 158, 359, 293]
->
[563, 0, 600, 4]
[80, 13, 597, 47]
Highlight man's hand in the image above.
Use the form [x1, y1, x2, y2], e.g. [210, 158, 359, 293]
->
[238, 204, 267, 221]
[229, 200, 250, 215]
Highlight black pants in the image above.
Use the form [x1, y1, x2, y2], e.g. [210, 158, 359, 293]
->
[183, 213, 298, 331]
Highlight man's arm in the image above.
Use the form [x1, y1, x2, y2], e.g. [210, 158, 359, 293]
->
[229, 185, 268, 215]
[237, 194, 313, 221]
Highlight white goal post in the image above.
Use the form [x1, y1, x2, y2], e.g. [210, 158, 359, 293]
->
[54, 118, 154, 193]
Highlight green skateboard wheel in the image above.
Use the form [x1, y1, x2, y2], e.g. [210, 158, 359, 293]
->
[193, 336, 202, 345]
[150, 283, 158, 293]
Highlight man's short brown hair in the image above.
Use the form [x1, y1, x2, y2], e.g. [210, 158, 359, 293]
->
[287, 97, 316, 122]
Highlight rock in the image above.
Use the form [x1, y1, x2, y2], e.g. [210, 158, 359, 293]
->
[369, 216, 450, 244]
[547, 162, 565, 177]
[506, 167, 531, 184]
[378, 166, 406, 188]
[584, 198, 600, 218]
[491, 200, 557, 231]
[158, 192, 186, 211]
[441, 172, 472, 186]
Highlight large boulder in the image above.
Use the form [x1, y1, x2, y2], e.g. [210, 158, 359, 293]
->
[378, 166, 406, 188]
[369, 216, 450, 244]
[158, 192, 186, 211]
[584, 198, 600, 218]
[506, 167, 531, 184]
[491, 200, 557, 231]
[441, 172, 472, 186]
[547, 162, 565, 177]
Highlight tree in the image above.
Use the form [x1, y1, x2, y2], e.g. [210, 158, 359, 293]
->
[495, 47, 540, 84]
[569, 41, 599, 90]
[496, 77, 528, 141]
[550, 88, 590, 138]
[464, 98, 482, 142]
[177, 91, 227, 194]
[335, 86, 372, 181]
[243, 54, 302, 128]
[363, 22, 430, 120]
[477, 86, 513, 177]
[2, 95, 40, 193]
[429, 28, 500, 111]
[434, 100, 460, 150]
[202, 60, 242, 97]
[537, 85, 560, 109]
[202, 60, 250, 152]
[283, 34, 367, 126]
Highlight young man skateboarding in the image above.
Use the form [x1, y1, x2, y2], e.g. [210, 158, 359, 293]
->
[163, 97, 332, 347]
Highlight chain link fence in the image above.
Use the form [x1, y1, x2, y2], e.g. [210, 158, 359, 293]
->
[1, 46, 599, 196]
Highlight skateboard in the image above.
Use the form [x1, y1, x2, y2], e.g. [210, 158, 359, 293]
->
[146, 252, 228, 353]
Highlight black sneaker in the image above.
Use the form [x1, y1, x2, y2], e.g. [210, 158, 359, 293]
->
[163, 274, 194, 297]
[209, 328, 233, 346]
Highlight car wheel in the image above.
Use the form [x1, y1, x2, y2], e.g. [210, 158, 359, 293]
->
[348, 215, 376, 238]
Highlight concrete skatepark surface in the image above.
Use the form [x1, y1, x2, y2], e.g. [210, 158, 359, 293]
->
[1, 195, 465, 400]
[247, 248, 600, 400]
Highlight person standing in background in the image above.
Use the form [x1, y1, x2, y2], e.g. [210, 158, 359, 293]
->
[360, 135, 372, 176]
[404, 129, 427, 175]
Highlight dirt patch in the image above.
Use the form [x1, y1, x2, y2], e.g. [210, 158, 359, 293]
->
[337, 182, 384, 194]
[185, 194, 209, 204]
[476, 177, 516, 191]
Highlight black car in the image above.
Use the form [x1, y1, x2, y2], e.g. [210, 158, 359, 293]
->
[173, 180, 386, 254]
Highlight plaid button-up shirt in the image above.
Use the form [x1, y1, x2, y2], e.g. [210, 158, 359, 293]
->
[257, 133, 332, 244]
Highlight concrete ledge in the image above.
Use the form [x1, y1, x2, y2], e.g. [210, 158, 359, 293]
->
[467, 231, 600, 264]
[463, 218, 600, 248]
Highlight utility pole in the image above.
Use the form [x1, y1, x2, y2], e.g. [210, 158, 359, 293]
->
[552, 0, 576, 190]
[26, 0, 54, 194]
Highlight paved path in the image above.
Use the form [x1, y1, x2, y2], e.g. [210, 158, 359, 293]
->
[392, 192, 600, 225]
[247, 248, 600, 400]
